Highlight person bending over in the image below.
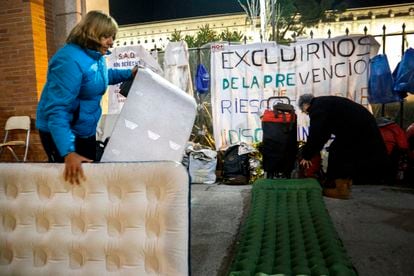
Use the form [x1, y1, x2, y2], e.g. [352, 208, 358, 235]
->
[298, 94, 389, 199]
[36, 10, 138, 185]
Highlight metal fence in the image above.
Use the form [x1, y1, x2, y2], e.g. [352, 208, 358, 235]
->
[156, 24, 414, 148]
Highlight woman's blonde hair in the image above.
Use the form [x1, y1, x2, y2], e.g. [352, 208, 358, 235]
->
[66, 10, 118, 50]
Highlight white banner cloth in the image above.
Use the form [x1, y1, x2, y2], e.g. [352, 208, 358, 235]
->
[106, 45, 163, 114]
[210, 35, 380, 150]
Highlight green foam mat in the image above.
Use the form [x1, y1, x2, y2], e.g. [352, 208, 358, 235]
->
[228, 178, 357, 276]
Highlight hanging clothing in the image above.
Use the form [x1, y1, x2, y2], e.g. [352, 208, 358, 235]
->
[163, 41, 194, 97]
[377, 118, 409, 155]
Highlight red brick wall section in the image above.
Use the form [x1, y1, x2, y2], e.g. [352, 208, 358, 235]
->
[0, 0, 54, 162]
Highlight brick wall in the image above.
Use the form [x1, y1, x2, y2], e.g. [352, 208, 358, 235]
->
[0, 0, 54, 162]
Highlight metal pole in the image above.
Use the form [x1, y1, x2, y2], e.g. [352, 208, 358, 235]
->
[271, 0, 275, 41]
[382, 25, 386, 55]
[260, 0, 266, 41]
[381, 25, 386, 116]
[400, 23, 406, 127]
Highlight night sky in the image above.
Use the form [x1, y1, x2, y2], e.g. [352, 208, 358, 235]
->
[109, 0, 243, 25]
[109, 0, 413, 25]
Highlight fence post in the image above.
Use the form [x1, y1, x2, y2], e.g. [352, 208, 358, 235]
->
[399, 23, 407, 127]
[327, 29, 331, 38]
[382, 25, 386, 55]
[381, 25, 387, 116]
[197, 48, 201, 65]
[402, 23, 406, 55]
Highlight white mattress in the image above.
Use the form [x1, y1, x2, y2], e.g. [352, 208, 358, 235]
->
[0, 162, 189, 275]
[101, 68, 197, 162]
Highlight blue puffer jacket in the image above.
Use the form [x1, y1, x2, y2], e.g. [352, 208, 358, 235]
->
[36, 43, 132, 157]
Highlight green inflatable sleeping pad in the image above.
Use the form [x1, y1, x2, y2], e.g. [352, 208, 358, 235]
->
[228, 178, 357, 276]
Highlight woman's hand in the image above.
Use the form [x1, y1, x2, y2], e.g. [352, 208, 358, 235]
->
[300, 159, 313, 169]
[64, 152, 93, 185]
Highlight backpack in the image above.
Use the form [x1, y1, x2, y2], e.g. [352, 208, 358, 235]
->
[195, 64, 210, 94]
[222, 145, 250, 185]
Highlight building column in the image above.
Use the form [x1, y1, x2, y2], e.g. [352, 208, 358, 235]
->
[54, 0, 109, 49]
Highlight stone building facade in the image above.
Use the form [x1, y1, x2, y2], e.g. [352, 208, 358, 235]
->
[116, 4, 414, 54]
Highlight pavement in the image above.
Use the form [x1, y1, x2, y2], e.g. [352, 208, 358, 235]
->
[190, 182, 414, 276]
[191, 183, 252, 276]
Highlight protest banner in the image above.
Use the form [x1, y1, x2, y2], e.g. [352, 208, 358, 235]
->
[210, 35, 380, 150]
[106, 45, 162, 114]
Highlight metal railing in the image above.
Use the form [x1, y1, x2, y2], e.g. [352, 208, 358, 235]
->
[156, 23, 413, 146]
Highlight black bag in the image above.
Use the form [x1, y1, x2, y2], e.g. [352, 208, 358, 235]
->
[222, 145, 250, 185]
[96, 137, 110, 162]
[119, 79, 133, 97]
[261, 96, 297, 178]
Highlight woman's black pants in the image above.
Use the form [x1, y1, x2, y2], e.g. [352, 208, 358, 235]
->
[39, 131, 96, 162]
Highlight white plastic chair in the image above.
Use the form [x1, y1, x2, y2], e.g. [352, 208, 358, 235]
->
[0, 116, 31, 162]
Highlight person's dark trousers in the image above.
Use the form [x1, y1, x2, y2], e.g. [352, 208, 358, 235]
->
[325, 140, 354, 180]
[39, 131, 96, 162]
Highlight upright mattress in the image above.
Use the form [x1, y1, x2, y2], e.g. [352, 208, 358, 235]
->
[101, 68, 197, 162]
[0, 162, 189, 275]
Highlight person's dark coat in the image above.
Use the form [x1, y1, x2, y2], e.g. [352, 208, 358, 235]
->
[301, 96, 389, 183]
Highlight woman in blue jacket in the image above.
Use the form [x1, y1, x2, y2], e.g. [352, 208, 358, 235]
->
[36, 10, 137, 184]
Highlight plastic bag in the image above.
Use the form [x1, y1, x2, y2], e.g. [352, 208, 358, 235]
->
[393, 47, 414, 97]
[195, 64, 210, 94]
[188, 149, 217, 184]
[368, 54, 400, 104]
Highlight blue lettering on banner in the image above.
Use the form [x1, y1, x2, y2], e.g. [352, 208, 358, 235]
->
[298, 126, 309, 141]
[221, 98, 268, 114]
[223, 128, 263, 145]
[222, 126, 312, 145]
[222, 73, 295, 90]
[120, 60, 138, 67]
[221, 125, 342, 147]
[222, 59, 368, 90]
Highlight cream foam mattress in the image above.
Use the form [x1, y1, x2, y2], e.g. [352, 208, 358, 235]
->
[0, 162, 189, 275]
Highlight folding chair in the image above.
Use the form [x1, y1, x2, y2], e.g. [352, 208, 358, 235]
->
[0, 116, 31, 162]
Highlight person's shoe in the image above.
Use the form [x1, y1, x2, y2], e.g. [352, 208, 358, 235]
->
[323, 178, 352, 199]
[321, 178, 336, 188]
